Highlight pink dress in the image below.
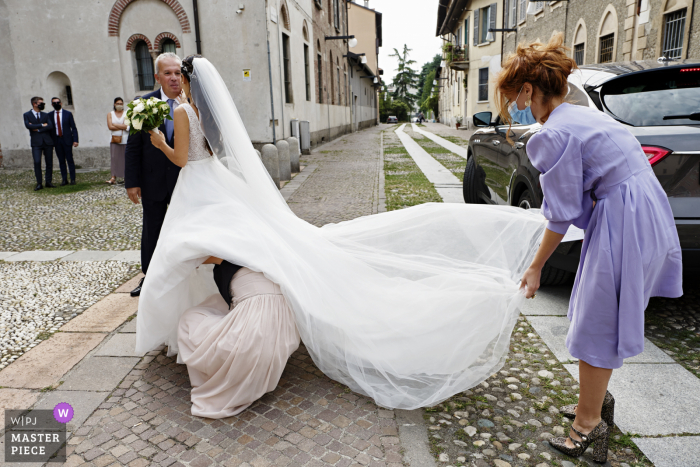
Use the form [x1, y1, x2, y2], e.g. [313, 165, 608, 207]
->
[176, 104, 300, 418]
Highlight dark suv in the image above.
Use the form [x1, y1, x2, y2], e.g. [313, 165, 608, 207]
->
[464, 60, 700, 284]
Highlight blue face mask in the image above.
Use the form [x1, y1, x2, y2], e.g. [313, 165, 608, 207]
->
[509, 106, 537, 125]
[507, 85, 537, 125]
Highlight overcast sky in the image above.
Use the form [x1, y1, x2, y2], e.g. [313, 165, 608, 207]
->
[365, 0, 443, 84]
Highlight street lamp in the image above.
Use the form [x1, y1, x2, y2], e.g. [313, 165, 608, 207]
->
[326, 35, 357, 48]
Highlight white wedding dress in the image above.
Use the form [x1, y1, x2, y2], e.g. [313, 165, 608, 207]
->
[136, 58, 547, 411]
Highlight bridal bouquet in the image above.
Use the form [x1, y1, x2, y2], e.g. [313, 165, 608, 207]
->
[124, 97, 172, 135]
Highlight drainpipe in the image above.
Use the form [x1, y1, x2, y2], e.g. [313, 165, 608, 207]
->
[192, 0, 202, 54]
[265, 1, 277, 143]
[275, 0, 286, 139]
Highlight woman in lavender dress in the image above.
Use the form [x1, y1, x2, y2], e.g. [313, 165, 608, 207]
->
[496, 34, 682, 462]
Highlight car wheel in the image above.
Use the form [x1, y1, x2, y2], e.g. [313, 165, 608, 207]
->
[516, 190, 573, 287]
[463, 156, 485, 204]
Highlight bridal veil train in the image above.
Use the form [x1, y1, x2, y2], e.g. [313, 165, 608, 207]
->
[136, 58, 547, 410]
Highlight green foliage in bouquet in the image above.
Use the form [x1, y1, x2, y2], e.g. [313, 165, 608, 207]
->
[125, 97, 173, 135]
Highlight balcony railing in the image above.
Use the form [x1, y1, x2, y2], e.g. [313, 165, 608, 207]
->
[445, 45, 469, 71]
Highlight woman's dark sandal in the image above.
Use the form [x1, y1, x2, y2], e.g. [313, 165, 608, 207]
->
[561, 391, 615, 427]
[549, 420, 610, 463]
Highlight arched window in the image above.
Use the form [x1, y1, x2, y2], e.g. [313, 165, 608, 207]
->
[303, 21, 309, 42]
[161, 38, 177, 54]
[47, 71, 74, 109]
[597, 6, 618, 63]
[317, 40, 323, 104]
[573, 20, 586, 65]
[135, 41, 155, 90]
[280, 2, 290, 30]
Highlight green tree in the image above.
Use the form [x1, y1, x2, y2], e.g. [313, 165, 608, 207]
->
[389, 45, 419, 109]
[419, 70, 438, 117]
[417, 54, 442, 99]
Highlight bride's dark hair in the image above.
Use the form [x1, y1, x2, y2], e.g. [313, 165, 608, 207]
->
[181, 54, 202, 82]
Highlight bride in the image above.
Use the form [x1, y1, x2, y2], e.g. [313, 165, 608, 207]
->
[137, 55, 546, 418]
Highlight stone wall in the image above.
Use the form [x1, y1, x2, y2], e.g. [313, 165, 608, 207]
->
[502, 0, 700, 64]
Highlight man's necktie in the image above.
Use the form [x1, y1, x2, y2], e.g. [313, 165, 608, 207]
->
[166, 99, 175, 141]
[57, 112, 62, 137]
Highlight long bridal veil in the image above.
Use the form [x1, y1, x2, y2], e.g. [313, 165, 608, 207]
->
[136, 58, 547, 410]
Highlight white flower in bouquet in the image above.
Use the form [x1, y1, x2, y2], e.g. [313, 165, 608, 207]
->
[126, 97, 173, 135]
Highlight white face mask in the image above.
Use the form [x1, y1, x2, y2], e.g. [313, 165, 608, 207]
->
[115, 105, 124, 111]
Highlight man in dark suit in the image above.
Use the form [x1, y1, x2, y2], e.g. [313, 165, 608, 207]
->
[125, 53, 183, 296]
[48, 97, 79, 186]
[23, 96, 56, 190]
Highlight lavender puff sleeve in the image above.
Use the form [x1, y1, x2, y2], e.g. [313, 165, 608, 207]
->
[527, 128, 594, 234]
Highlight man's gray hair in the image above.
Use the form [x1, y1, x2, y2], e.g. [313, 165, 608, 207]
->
[155, 52, 182, 74]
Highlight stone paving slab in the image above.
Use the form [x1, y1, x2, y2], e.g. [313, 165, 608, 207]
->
[61, 293, 139, 333]
[0, 388, 41, 424]
[411, 123, 467, 159]
[94, 333, 148, 357]
[528, 315, 675, 363]
[520, 285, 572, 316]
[59, 356, 141, 391]
[61, 250, 121, 261]
[394, 125, 463, 203]
[565, 363, 700, 436]
[0, 251, 18, 260]
[33, 389, 111, 432]
[633, 436, 700, 467]
[108, 250, 141, 262]
[119, 318, 137, 333]
[395, 409, 436, 467]
[0, 332, 106, 389]
[115, 272, 145, 293]
[3, 250, 74, 261]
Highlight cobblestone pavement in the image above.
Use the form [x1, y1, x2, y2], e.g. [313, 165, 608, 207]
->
[0, 261, 140, 370]
[54, 126, 406, 467]
[0, 169, 141, 251]
[425, 316, 652, 467]
[287, 125, 388, 225]
[64, 344, 402, 467]
[645, 277, 700, 379]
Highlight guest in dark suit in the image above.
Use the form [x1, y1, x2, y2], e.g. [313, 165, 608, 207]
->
[48, 97, 79, 186]
[125, 52, 184, 296]
[23, 96, 56, 191]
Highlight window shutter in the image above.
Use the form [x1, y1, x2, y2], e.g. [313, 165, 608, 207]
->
[474, 9, 480, 45]
[504, 0, 509, 31]
[465, 18, 469, 45]
[489, 3, 497, 41]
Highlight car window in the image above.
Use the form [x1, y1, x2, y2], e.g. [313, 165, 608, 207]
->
[601, 67, 700, 126]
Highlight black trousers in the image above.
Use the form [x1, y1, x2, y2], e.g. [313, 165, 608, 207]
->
[31, 145, 53, 184]
[54, 140, 76, 182]
[141, 195, 171, 274]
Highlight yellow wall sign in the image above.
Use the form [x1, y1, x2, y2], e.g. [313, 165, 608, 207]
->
[243, 69, 251, 82]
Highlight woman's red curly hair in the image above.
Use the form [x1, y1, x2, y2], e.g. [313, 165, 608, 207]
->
[495, 32, 577, 127]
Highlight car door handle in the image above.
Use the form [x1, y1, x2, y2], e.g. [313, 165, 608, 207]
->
[514, 142, 524, 149]
[492, 140, 501, 146]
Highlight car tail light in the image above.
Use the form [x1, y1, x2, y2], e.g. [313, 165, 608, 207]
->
[642, 145, 672, 166]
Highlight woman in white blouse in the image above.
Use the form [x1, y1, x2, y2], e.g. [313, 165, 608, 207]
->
[106, 97, 129, 184]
